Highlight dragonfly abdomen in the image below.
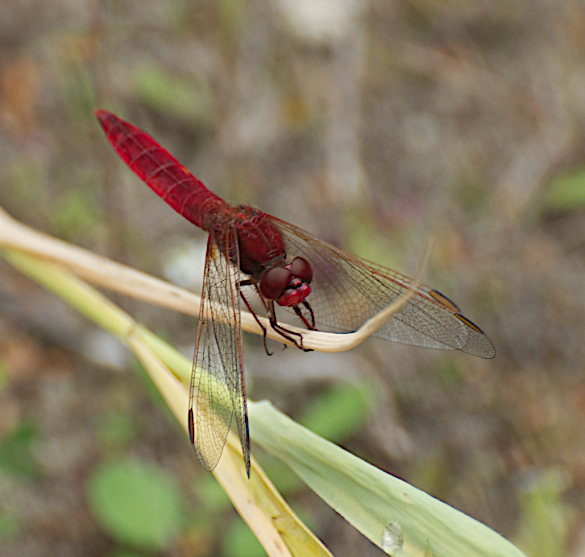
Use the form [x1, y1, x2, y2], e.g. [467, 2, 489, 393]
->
[95, 109, 225, 229]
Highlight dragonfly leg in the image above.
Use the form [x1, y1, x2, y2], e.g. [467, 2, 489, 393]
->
[294, 301, 316, 330]
[269, 305, 312, 352]
[304, 301, 316, 329]
[240, 292, 273, 356]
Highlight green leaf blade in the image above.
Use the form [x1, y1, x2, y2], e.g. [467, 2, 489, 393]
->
[250, 401, 527, 557]
[86, 460, 185, 550]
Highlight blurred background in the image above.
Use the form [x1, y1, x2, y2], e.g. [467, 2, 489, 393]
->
[0, 0, 584, 555]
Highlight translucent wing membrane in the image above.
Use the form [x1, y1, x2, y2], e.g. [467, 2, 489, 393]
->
[189, 230, 250, 476]
[269, 217, 495, 359]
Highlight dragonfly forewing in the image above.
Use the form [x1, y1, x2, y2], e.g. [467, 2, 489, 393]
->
[189, 231, 250, 475]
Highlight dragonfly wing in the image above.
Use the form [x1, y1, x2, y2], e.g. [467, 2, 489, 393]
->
[269, 217, 495, 359]
[189, 230, 250, 476]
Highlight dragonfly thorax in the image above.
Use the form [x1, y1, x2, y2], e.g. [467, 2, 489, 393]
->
[229, 208, 287, 279]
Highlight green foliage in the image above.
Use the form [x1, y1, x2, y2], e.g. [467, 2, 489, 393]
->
[258, 457, 304, 495]
[543, 166, 585, 212]
[132, 356, 166, 407]
[0, 422, 39, 479]
[132, 65, 213, 124]
[0, 360, 9, 391]
[0, 511, 21, 540]
[193, 473, 232, 513]
[298, 381, 374, 443]
[217, 0, 247, 40]
[52, 187, 101, 241]
[515, 469, 570, 557]
[455, 174, 491, 216]
[433, 358, 463, 389]
[86, 459, 185, 550]
[222, 517, 266, 557]
[344, 213, 401, 270]
[9, 159, 47, 208]
[95, 410, 135, 451]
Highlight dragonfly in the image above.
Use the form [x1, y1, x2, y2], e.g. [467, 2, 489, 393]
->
[95, 109, 495, 478]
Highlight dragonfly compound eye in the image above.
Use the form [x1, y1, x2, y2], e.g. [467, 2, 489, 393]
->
[290, 257, 313, 283]
[260, 266, 292, 301]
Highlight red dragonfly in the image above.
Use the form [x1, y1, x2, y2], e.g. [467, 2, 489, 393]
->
[95, 110, 495, 477]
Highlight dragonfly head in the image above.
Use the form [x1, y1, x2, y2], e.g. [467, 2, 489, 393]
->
[260, 257, 312, 307]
